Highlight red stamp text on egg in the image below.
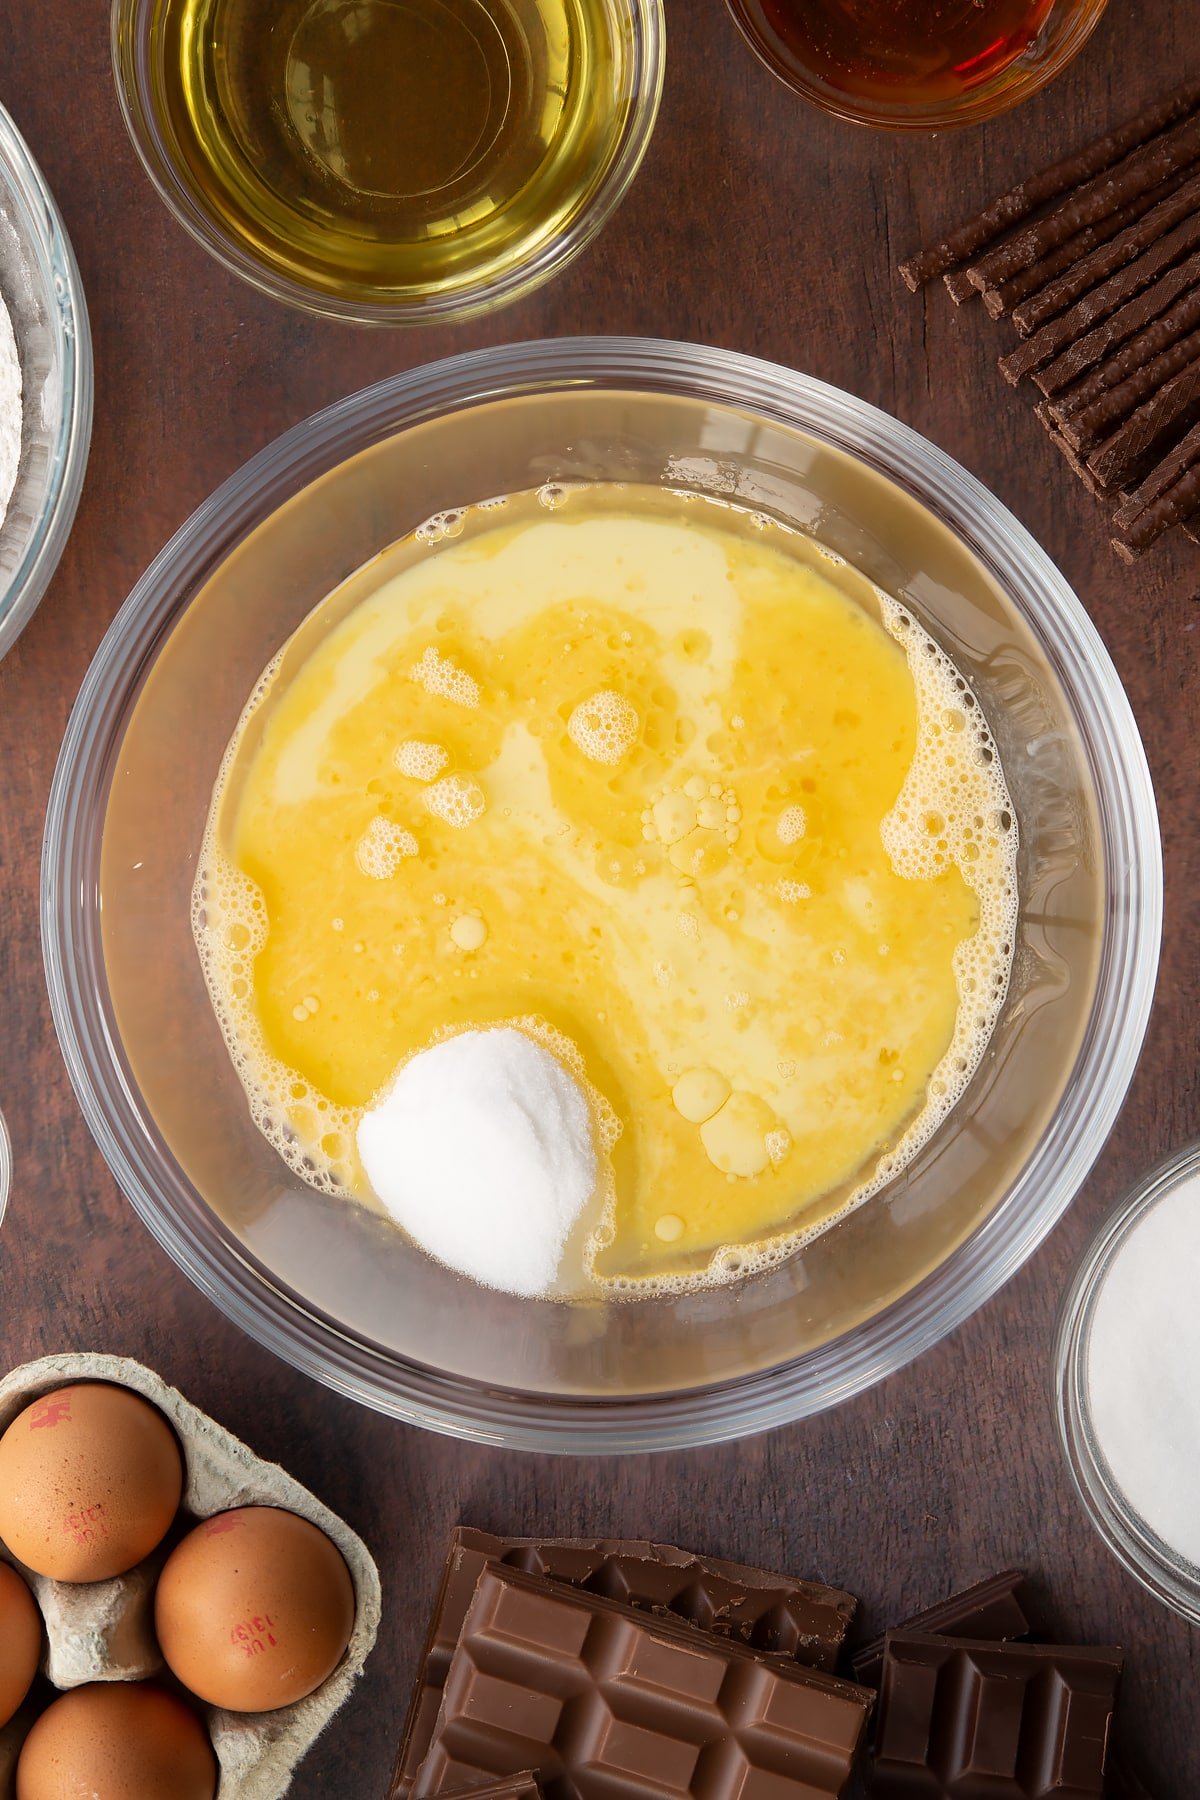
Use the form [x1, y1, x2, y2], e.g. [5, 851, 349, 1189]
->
[63, 1502, 109, 1546]
[30, 1394, 73, 1430]
[232, 1615, 279, 1656]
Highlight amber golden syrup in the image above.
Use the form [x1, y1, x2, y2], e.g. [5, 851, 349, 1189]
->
[151, 0, 627, 306]
[749, 0, 1061, 104]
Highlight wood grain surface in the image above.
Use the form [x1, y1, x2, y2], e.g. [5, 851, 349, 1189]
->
[1, 2, 1197, 1793]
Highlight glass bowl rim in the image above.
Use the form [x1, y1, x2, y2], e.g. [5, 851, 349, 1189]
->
[42, 335, 1162, 1452]
[1054, 1139, 1200, 1624]
[109, 0, 667, 326]
[722, 0, 1108, 132]
[0, 103, 94, 662]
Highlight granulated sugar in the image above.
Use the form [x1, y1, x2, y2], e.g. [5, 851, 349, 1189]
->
[357, 1027, 597, 1298]
[0, 280, 20, 529]
[1087, 1168, 1200, 1567]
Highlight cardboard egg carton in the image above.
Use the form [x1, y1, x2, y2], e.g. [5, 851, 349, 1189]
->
[0, 1353, 381, 1800]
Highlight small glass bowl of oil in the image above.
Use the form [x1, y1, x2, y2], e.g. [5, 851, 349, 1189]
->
[724, 0, 1107, 131]
[112, 0, 664, 322]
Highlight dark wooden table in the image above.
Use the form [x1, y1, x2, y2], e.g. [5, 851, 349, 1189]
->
[1, 2, 1197, 1792]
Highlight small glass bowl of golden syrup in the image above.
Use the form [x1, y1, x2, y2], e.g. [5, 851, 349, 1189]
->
[724, 0, 1107, 130]
[113, 0, 664, 322]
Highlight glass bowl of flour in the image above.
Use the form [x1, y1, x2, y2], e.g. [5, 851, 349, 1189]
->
[1057, 1142, 1200, 1624]
[0, 104, 93, 662]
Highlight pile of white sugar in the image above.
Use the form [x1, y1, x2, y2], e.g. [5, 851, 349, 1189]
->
[357, 1027, 598, 1299]
[0, 281, 20, 531]
[1087, 1167, 1200, 1567]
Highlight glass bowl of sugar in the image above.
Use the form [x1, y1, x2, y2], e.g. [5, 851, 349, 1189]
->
[1056, 1141, 1200, 1624]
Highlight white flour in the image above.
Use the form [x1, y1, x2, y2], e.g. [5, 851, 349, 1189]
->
[0, 282, 21, 528]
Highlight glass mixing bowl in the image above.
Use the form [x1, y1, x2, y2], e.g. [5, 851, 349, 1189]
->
[0, 105, 93, 661]
[43, 339, 1161, 1451]
[111, 0, 664, 325]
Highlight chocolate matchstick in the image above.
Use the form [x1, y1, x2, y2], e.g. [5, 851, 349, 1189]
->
[1034, 404, 1112, 499]
[1001, 212, 1200, 385]
[976, 175, 1193, 320]
[898, 80, 1200, 291]
[1012, 169, 1200, 336]
[1030, 255, 1200, 397]
[1054, 324, 1200, 450]
[1088, 354, 1200, 488]
[969, 110, 1200, 299]
[1111, 416, 1200, 555]
[1048, 284, 1200, 426]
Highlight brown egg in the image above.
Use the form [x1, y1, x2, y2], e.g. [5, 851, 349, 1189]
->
[0, 1384, 184, 1581]
[155, 1505, 355, 1711]
[15, 1681, 216, 1800]
[0, 1562, 41, 1727]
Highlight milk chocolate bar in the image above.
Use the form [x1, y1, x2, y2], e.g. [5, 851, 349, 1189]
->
[850, 1570, 1034, 1691]
[871, 1632, 1122, 1797]
[391, 1529, 857, 1798]
[412, 1563, 873, 1800]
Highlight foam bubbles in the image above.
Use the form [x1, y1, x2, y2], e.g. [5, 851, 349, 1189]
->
[567, 690, 639, 765]
[355, 816, 419, 879]
[777, 804, 807, 845]
[412, 646, 480, 708]
[394, 739, 449, 782]
[192, 850, 357, 1194]
[424, 774, 486, 828]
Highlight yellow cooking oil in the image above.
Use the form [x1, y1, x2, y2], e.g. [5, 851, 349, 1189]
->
[194, 485, 1017, 1294]
[148, 0, 636, 305]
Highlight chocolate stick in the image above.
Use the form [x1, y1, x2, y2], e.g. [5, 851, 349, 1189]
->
[1034, 404, 1113, 499]
[1048, 283, 1200, 423]
[976, 176, 1192, 320]
[1112, 416, 1200, 554]
[1012, 169, 1200, 336]
[1030, 256, 1200, 398]
[1088, 355, 1200, 487]
[1001, 211, 1200, 385]
[970, 110, 1200, 298]
[1055, 325, 1200, 449]
[898, 80, 1200, 291]
[1114, 468, 1200, 556]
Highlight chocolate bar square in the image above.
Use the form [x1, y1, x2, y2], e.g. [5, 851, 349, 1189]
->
[871, 1632, 1122, 1798]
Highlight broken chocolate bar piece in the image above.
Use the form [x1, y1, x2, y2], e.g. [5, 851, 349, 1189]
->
[412, 1563, 873, 1800]
[391, 1530, 857, 1799]
[448, 1778, 541, 1800]
[851, 1570, 1034, 1692]
[871, 1632, 1122, 1798]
